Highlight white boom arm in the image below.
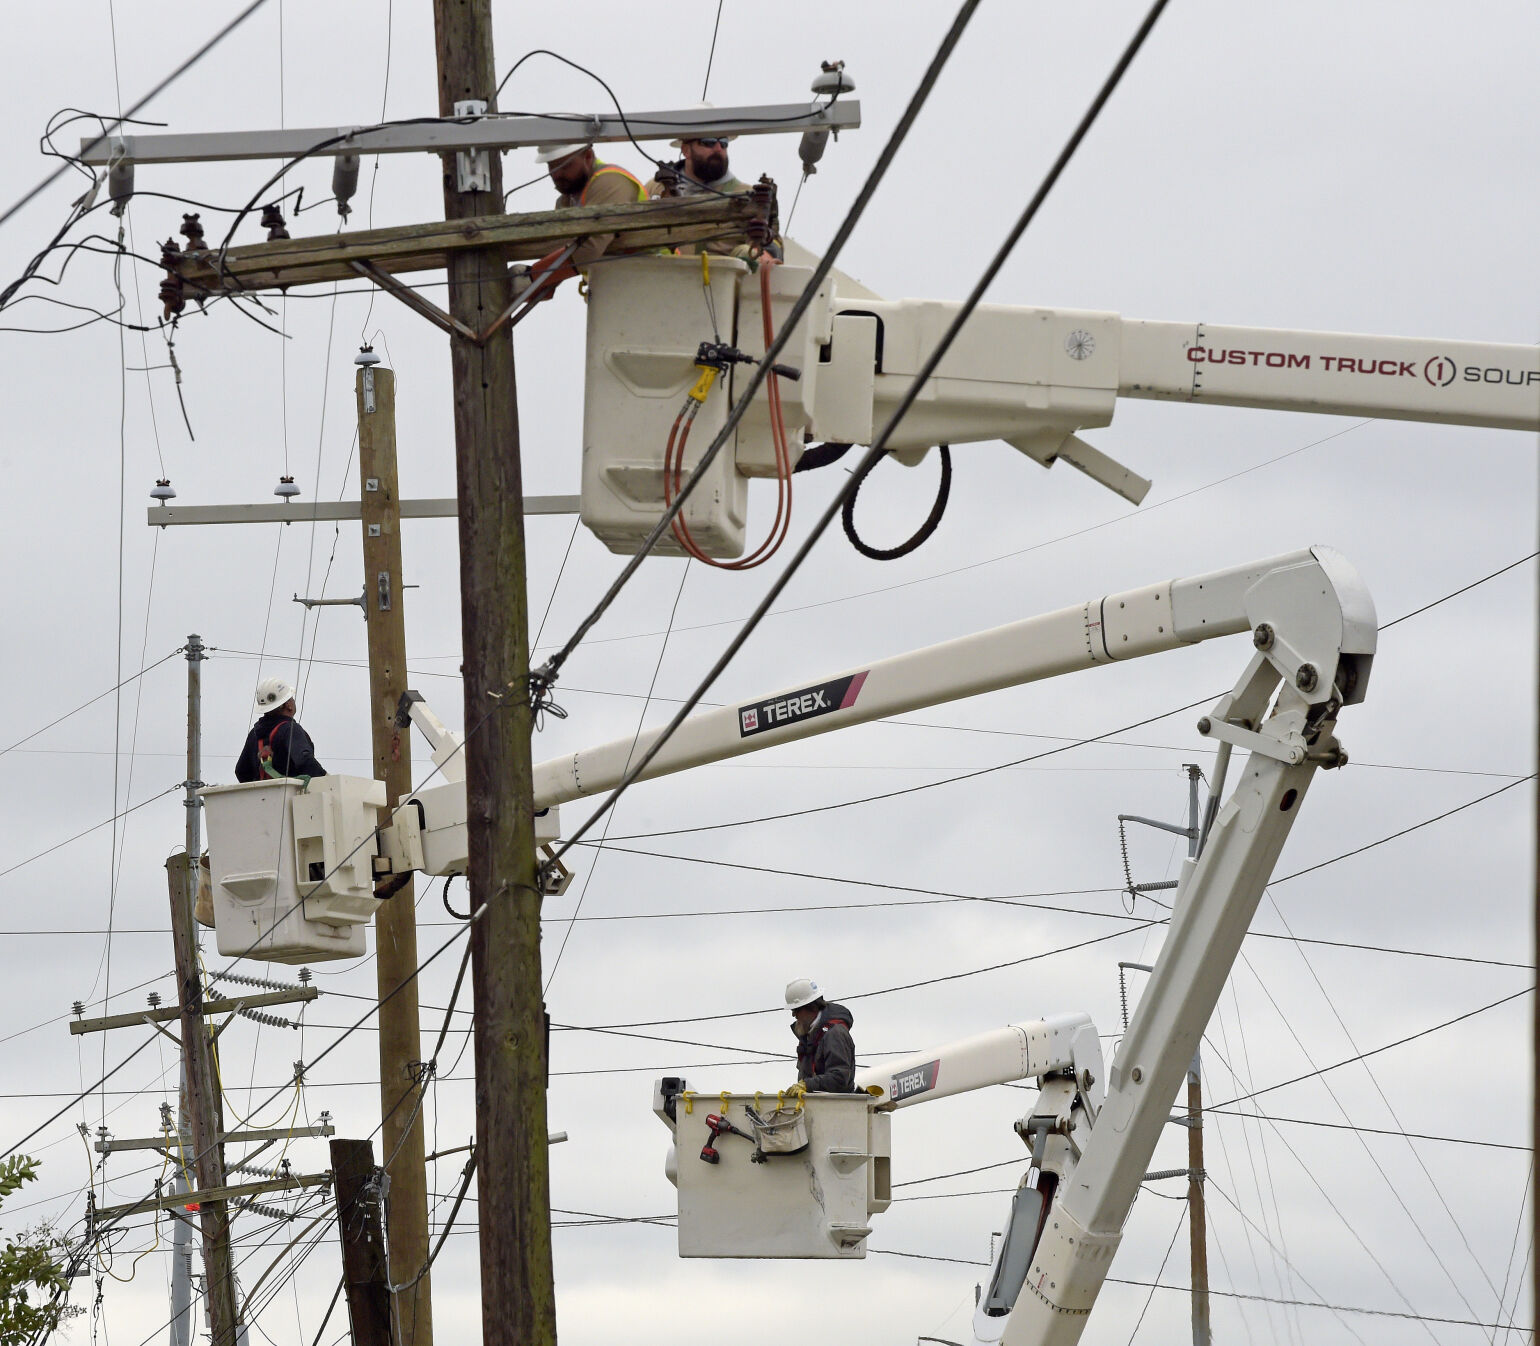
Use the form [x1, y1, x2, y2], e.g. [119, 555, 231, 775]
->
[852, 1014, 1104, 1115]
[579, 249, 1537, 554]
[533, 546, 1372, 808]
[808, 292, 1539, 503]
[521, 544, 1374, 1345]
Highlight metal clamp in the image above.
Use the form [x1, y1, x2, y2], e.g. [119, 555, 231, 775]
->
[1195, 714, 1304, 765]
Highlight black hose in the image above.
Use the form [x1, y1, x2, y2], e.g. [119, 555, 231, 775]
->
[793, 440, 854, 473]
[841, 446, 952, 561]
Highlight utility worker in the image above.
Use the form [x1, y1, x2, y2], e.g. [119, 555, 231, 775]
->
[647, 125, 781, 264]
[786, 978, 855, 1093]
[527, 142, 649, 299]
[235, 678, 327, 783]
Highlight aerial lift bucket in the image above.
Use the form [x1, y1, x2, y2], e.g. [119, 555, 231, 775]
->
[200, 775, 386, 964]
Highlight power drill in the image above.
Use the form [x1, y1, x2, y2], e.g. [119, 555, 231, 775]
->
[699, 1113, 756, 1164]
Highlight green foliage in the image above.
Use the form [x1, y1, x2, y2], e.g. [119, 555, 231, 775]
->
[0, 1157, 78, 1346]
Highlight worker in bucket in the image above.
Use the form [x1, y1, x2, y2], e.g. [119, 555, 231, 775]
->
[235, 678, 327, 784]
[647, 119, 781, 264]
[525, 142, 649, 299]
[786, 978, 856, 1093]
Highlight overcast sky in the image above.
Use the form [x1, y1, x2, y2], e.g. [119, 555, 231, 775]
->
[0, 2, 1536, 1344]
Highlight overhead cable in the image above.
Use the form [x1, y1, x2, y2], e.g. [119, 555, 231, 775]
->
[531, 0, 988, 693]
[544, 0, 1174, 870]
[0, 0, 275, 231]
[0, 648, 180, 760]
[563, 842, 1533, 969]
[1272, 773, 1534, 885]
[1208, 986, 1533, 1111]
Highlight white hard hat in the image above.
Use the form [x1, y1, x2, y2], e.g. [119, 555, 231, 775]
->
[254, 677, 296, 714]
[536, 142, 591, 165]
[785, 978, 824, 1011]
[671, 103, 735, 150]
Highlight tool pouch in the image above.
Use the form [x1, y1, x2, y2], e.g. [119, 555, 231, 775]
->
[747, 1105, 809, 1156]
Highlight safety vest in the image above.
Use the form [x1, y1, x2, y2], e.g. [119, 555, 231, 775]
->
[581, 163, 646, 205]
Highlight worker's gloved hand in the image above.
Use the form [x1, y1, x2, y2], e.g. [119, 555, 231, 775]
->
[526, 250, 577, 303]
[785, 1080, 808, 1099]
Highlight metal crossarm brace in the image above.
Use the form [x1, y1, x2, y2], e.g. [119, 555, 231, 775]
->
[146, 495, 579, 527]
[79, 101, 861, 165]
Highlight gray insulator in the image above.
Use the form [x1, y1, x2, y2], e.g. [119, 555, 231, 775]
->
[798, 129, 829, 176]
[332, 152, 360, 219]
[236, 1006, 298, 1029]
[108, 153, 135, 217]
[214, 969, 299, 993]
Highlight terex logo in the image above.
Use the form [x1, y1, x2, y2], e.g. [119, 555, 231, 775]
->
[1424, 356, 1456, 387]
[737, 671, 869, 739]
[890, 1059, 940, 1102]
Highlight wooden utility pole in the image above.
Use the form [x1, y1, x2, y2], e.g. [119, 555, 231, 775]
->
[1186, 1056, 1210, 1346]
[165, 851, 239, 1346]
[431, 5, 557, 1345]
[355, 353, 434, 1346]
[330, 1138, 394, 1346]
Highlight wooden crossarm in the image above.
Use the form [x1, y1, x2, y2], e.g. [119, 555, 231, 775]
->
[170, 193, 767, 293]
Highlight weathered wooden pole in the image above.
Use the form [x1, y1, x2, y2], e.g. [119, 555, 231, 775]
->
[355, 354, 434, 1345]
[431, 3, 556, 1343]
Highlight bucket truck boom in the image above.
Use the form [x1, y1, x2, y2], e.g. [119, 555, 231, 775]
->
[504, 543, 1374, 1344]
[579, 247, 1538, 552]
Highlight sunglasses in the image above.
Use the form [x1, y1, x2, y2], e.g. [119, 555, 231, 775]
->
[689, 138, 730, 149]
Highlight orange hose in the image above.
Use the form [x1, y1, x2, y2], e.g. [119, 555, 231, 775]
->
[665, 261, 794, 569]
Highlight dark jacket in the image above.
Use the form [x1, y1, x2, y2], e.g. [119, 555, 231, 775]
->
[235, 710, 327, 784]
[795, 1001, 856, 1093]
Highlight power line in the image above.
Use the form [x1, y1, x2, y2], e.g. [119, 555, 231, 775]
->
[1208, 986, 1533, 1111]
[1378, 550, 1537, 631]
[1272, 773, 1534, 885]
[701, 0, 726, 101]
[0, 648, 180, 760]
[0, 783, 180, 884]
[1200, 1108, 1529, 1154]
[546, 0, 1174, 872]
[0, 0, 275, 231]
[562, 842, 1534, 969]
[532, 0, 987, 693]
[1103, 1274, 1531, 1335]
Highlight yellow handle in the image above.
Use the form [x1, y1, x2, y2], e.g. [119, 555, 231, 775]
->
[681, 1091, 695, 1115]
[701, 251, 711, 288]
[719, 1091, 731, 1116]
[688, 364, 719, 404]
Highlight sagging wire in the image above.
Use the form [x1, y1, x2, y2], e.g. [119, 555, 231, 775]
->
[494, 48, 844, 191]
[525, 4, 979, 707]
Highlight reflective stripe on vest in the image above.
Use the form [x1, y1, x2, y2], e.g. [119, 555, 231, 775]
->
[580, 163, 646, 205]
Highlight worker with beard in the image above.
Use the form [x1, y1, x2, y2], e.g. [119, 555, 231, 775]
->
[647, 129, 781, 264]
[785, 978, 856, 1093]
[526, 141, 649, 299]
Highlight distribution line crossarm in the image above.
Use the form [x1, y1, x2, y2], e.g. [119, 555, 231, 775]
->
[78, 101, 861, 166]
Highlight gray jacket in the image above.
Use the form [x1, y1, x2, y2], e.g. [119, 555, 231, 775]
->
[795, 1002, 856, 1093]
